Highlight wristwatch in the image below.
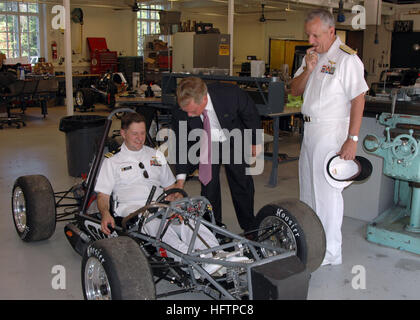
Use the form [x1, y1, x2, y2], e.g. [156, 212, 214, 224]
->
[348, 134, 359, 142]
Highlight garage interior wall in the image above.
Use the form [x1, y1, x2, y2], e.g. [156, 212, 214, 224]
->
[179, 9, 306, 75]
[37, 2, 420, 79]
[44, 4, 137, 74]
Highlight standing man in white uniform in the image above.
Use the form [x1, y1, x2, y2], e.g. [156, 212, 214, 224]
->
[94, 112, 219, 261]
[291, 9, 368, 266]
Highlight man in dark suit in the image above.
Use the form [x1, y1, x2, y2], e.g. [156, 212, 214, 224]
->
[171, 77, 262, 233]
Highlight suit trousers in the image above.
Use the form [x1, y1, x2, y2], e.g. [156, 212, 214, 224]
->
[200, 142, 256, 232]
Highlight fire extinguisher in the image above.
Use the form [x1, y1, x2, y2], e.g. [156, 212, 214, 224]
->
[51, 41, 58, 60]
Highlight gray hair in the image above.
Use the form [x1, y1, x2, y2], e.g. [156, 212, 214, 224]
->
[176, 77, 208, 107]
[305, 8, 335, 28]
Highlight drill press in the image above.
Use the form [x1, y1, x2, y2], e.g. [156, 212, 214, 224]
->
[363, 88, 420, 254]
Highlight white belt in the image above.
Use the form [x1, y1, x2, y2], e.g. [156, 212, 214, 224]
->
[303, 115, 349, 123]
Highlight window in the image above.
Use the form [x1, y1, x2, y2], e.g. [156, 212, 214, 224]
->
[0, 1, 40, 61]
[137, 3, 165, 56]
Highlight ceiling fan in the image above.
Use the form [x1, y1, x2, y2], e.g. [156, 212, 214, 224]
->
[113, 1, 160, 12]
[112, 1, 140, 12]
[259, 3, 286, 22]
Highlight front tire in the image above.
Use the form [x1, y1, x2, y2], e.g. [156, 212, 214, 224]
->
[82, 237, 156, 300]
[255, 198, 326, 272]
[12, 175, 56, 241]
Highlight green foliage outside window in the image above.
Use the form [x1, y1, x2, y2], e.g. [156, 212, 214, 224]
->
[0, 1, 40, 61]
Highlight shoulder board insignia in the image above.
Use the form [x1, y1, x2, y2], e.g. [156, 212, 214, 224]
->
[339, 44, 356, 55]
[104, 148, 120, 158]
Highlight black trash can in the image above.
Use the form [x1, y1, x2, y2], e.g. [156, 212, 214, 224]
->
[59, 115, 107, 177]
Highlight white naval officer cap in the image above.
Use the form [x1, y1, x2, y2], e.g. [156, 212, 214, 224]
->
[324, 150, 373, 189]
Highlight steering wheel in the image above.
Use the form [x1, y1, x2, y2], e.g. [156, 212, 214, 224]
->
[155, 188, 188, 204]
[121, 189, 188, 230]
[391, 133, 418, 162]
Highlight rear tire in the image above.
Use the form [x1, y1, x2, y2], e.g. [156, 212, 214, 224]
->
[75, 88, 95, 110]
[255, 198, 326, 272]
[82, 237, 156, 300]
[12, 175, 56, 241]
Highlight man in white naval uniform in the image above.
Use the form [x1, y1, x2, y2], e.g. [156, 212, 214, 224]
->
[94, 112, 219, 263]
[291, 9, 368, 265]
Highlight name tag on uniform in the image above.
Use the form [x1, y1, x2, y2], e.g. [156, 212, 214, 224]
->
[321, 60, 336, 75]
[121, 166, 132, 171]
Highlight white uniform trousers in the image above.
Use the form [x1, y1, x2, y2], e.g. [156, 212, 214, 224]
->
[299, 120, 349, 265]
[141, 218, 220, 262]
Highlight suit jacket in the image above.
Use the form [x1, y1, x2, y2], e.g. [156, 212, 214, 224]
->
[171, 82, 261, 176]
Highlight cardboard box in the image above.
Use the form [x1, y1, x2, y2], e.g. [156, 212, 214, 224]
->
[153, 39, 168, 51]
[33, 62, 54, 75]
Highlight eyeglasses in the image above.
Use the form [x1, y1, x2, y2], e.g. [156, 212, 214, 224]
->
[139, 162, 149, 179]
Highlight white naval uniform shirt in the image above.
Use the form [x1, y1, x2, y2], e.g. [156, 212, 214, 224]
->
[94, 143, 176, 217]
[294, 36, 368, 120]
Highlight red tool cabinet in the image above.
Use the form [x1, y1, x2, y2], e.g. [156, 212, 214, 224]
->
[87, 37, 118, 74]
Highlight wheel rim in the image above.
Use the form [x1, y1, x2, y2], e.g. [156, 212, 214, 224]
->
[13, 187, 27, 233]
[84, 257, 112, 300]
[75, 91, 84, 106]
[258, 216, 297, 257]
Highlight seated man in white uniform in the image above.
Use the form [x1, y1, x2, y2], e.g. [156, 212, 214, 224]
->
[94, 112, 220, 269]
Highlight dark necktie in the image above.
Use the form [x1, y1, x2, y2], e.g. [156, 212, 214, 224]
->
[199, 109, 212, 186]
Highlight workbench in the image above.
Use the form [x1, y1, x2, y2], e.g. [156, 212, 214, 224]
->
[1, 76, 58, 121]
[364, 98, 420, 117]
[115, 95, 164, 107]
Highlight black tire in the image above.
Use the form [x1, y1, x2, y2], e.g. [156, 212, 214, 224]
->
[82, 237, 156, 300]
[75, 88, 95, 109]
[11, 175, 56, 242]
[255, 198, 326, 273]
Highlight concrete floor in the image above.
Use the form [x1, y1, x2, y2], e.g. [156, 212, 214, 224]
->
[1, 105, 420, 300]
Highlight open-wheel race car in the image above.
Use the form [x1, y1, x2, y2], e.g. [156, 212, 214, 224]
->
[11, 108, 326, 300]
[74, 72, 127, 112]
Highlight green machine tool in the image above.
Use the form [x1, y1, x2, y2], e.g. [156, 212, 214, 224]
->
[363, 89, 420, 254]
